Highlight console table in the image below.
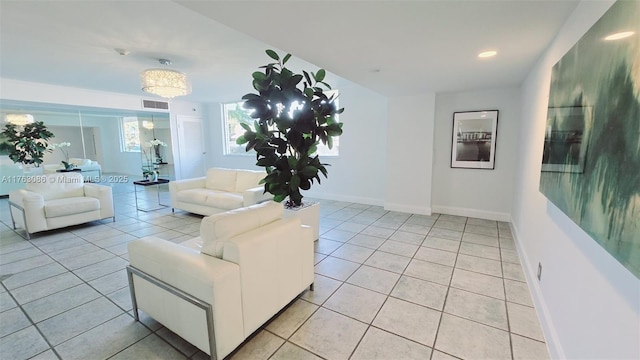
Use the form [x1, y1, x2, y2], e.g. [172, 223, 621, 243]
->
[133, 179, 170, 212]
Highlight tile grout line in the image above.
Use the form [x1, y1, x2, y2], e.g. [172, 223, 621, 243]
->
[428, 214, 463, 360]
[0, 281, 63, 360]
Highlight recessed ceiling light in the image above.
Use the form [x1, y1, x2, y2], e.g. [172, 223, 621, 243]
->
[478, 50, 497, 58]
[604, 31, 635, 41]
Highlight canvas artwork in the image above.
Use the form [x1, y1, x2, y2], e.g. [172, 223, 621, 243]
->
[539, 0, 640, 278]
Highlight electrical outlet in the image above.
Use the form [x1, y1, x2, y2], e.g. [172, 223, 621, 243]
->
[537, 262, 543, 281]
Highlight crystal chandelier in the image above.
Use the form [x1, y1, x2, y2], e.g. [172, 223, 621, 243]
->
[140, 59, 191, 99]
[4, 114, 34, 125]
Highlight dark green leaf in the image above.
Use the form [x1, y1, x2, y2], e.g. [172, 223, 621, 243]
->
[290, 174, 301, 191]
[282, 53, 291, 64]
[266, 49, 279, 60]
[315, 69, 326, 82]
[302, 166, 318, 177]
[252, 71, 266, 81]
[287, 156, 298, 169]
[303, 70, 313, 86]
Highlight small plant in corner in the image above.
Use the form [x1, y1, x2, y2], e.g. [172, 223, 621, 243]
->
[237, 50, 344, 207]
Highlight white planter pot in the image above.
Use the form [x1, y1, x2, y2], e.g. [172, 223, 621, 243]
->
[284, 201, 320, 240]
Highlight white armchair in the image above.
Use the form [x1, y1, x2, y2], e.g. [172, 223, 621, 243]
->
[9, 172, 114, 239]
[127, 201, 314, 360]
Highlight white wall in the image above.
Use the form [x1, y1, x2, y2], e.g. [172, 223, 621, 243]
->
[385, 93, 436, 214]
[206, 81, 389, 206]
[432, 88, 521, 221]
[513, 1, 639, 359]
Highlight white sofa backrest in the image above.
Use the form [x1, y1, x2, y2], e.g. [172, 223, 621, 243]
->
[205, 167, 265, 193]
[200, 201, 283, 258]
[26, 173, 85, 200]
[69, 158, 91, 166]
[205, 168, 237, 192]
[235, 170, 265, 192]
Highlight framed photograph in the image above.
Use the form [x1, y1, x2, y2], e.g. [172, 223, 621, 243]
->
[451, 110, 499, 169]
[541, 106, 592, 173]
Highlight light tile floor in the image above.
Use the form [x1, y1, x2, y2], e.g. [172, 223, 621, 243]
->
[0, 179, 549, 359]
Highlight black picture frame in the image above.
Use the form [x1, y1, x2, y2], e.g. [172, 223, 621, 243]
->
[450, 110, 499, 169]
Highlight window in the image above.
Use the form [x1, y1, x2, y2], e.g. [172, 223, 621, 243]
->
[222, 90, 340, 156]
[120, 116, 141, 152]
[223, 102, 255, 155]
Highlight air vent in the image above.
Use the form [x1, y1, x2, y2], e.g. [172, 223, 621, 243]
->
[142, 99, 170, 111]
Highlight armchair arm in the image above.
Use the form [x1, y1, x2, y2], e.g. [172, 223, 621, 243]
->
[242, 186, 273, 206]
[84, 183, 114, 219]
[128, 237, 244, 358]
[169, 177, 206, 207]
[9, 189, 47, 233]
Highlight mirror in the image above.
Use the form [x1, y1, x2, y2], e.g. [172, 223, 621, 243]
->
[0, 100, 174, 180]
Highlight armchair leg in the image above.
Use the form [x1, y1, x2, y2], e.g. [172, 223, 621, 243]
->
[126, 266, 140, 322]
[8, 201, 30, 240]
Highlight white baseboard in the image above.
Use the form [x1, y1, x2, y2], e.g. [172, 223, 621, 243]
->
[304, 191, 384, 207]
[511, 222, 565, 359]
[383, 202, 432, 215]
[431, 205, 511, 222]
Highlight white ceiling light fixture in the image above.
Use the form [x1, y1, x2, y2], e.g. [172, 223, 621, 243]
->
[4, 113, 34, 125]
[142, 120, 154, 129]
[478, 50, 498, 59]
[140, 59, 192, 99]
[604, 31, 635, 41]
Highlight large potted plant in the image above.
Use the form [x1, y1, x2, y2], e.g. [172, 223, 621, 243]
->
[237, 50, 344, 208]
[1, 121, 54, 168]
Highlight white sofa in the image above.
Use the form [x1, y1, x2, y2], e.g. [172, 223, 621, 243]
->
[127, 201, 314, 360]
[44, 158, 102, 179]
[9, 172, 114, 239]
[169, 168, 272, 216]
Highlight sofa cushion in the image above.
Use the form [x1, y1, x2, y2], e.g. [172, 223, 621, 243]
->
[26, 173, 85, 200]
[176, 188, 243, 210]
[176, 188, 217, 204]
[204, 192, 243, 210]
[200, 201, 283, 258]
[235, 170, 265, 192]
[44, 196, 100, 218]
[205, 168, 237, 192]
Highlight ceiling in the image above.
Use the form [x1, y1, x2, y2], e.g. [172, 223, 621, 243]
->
[0, 0, 580, 104]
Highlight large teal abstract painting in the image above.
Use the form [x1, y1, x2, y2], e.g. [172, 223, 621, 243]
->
[540, 0, 639, 278]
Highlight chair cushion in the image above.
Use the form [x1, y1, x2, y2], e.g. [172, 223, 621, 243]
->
[235, 170, 265, 192]
[205, 168, 237, 192]
[44, 196, 100, 218]
[200, 201, 283, 258]
[26, 173, 85, 200]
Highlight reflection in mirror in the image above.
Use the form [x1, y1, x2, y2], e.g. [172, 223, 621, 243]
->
[138, 115, 174, 179]
[0, 100, 174, 186]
